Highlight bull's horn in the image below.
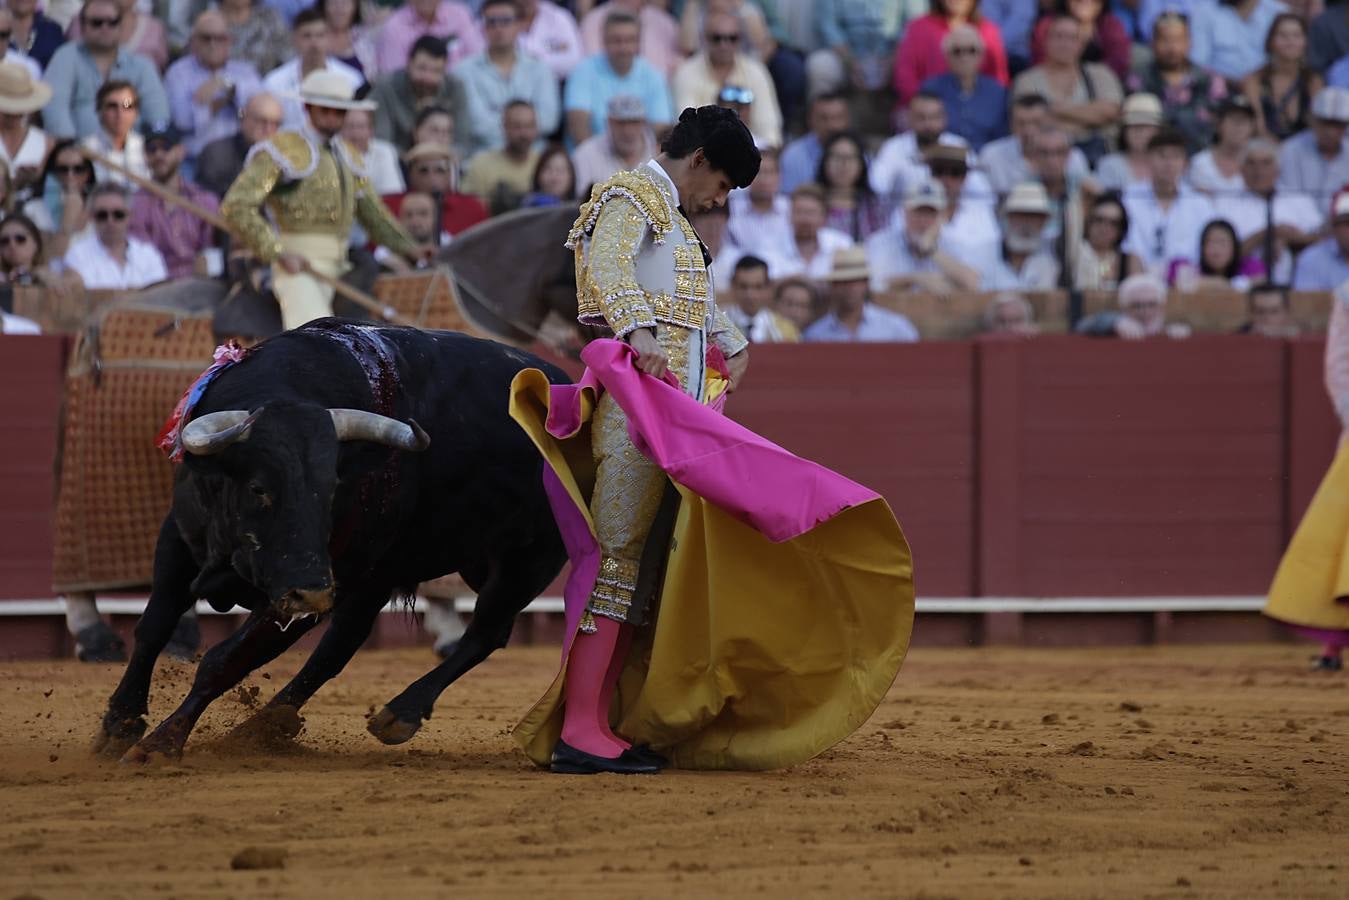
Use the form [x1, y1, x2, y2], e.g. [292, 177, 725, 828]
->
[181, 410, 260, 455]
[328, 409, 430, 451]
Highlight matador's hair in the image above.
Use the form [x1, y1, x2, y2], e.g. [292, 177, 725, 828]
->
[661, 105, 761, 190]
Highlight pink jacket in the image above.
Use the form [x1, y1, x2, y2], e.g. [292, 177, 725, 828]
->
[894, 15, 1009, 106]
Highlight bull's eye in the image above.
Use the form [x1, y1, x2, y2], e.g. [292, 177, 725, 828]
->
[243, 532, 261, 551]
[249, 482, 271, 506]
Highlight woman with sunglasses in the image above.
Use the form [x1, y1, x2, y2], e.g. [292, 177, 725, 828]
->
[23, 138, 95, 260]
[1072, 193, 1144, 290]
[0, 211, 81, 297]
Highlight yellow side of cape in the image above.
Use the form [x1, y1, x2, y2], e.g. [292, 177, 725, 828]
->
[509, 368, 915, 770]
[1266, 440, 1349, 631]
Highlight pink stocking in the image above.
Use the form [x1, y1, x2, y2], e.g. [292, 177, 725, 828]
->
[1322, 643, 1343, 660]
[561, 615, 632, 758]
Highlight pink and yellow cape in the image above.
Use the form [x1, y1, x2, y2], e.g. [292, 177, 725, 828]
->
[508, 340, 915, 770]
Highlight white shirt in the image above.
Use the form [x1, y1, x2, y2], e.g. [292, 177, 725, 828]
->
[1188, 150, 1246, 198]
[726, 192, 793, 264]
[1, 311, 41, 334]
[865, 221, 970, 293]
[984, 250, 1061, 291]
[363, 138, 406, 194]
[1278, 130, 1349, 217]
[871, 131, 967, 200]
[771, 227, 854, 281]
[1121, 184, 1216, 273]
[80, 130, 148, 186]
[1213, 188, 1323, 283]
[263, 58, 365, 130]
[64, 233, 168, 290]
[979, 134, 1090, 198]
[0, 125, 49, 176]
[572, 130, 656, 196]
[940, 202, 1002, 271]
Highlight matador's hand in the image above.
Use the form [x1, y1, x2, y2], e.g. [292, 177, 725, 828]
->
[628, 327, 668, 379]
[726, 348, 749, 392]
[277, 252, 306, 275]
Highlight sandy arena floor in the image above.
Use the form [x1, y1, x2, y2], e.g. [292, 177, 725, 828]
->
[0, 642, 1345, 899]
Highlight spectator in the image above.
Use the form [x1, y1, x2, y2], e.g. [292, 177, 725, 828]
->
[218, 0, 290, 77]
[377, 191, 448, 271]
[779, 90, 849, 194]
[776, 182, 854, 280]
[375, 0, 484, 73]
[809, 0, 906, 100]
[865, 179, 981, 294]
[1279, 86, 1349, 215]
[80, 80, 147, 186]
[870, 90, 968, 201]
[1073, 192, 1145, 289]
[894, 0, 1009, 108]
[317, 0, 376, 79]
[462, 100, 542, 212]
[987, 180, 1061, 290]
[571, 94, 655, 195]
[1189, 96, 1258, 198]
[1135, 0, 1199, 41]
[0, 214, 81, 301]
[678, 0, 773, 59]
[370, 36, 470, 156]
[727, 146, 791, 267]
[0, 63, 52, 194]
[65, 0, 166, 71]
[1293, 190, 1349, 289]
[713, 83, 767, 146]
[673, 11, 782, 147]
[0, 10, 43, 80]
[517, 0, 584, 80]
[565, 10, 672, 143]
[726, 254, 800, 341]
[773, 274, 820, 334]
[382, 141, 489, 236]
[1122, 127, 1216, 273]
[411, 104, 456, 152]
[453, 0, 558, 158]
[25, 138, 94, 256]
[263, 7, 364, 131]
[579, 0, 681, 78]
[341, 107, 405, 194]
[982, 0, 1036, 71]
[1190, 0, 1290, 83]
[43, 0, 169, 140]
[63, 181, 167, 289]
[129, 123, 218, 279]
[1127, 11, 1228, 154]
[1168, 218, 1267, 290]
[1309, 0, 1349, 71]
[680, 0, 807, 129]
[1027, 124, 1097, 251]
[1214, 137, 1321, 282]
[926, 141, 1001, 269]
[817, 131, 888, 242]
[1012, 13, 1122, 166]
[165, 11, 262, 162]
[980, 93, 1090, 197]
[1076, 272, 1192, 338]
[804, 245, 920, 342]
[1033, 0, 1131, 79]
[1248, 13, 1322, 141]
[1240, 281, 1299, 336]
[920, 24, 1009, 152]
[1096, 93, 1163, 193]
[520, 142, 576, 206]
[983, 291, 1039, 335]
[4, 0, 67, 71]
[195, 90, 282, 199]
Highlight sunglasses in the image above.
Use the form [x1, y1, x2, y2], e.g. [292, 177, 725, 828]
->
[84, 15, 122, 28]
[0, 232, 30, 246]
[102, 98, 138, 111]
[94, 208, 128, 222]
[931, 164, 967, 177]
[718, 86, 754, 105]
[1090, 214, 1123, 226]
[708, 33, 739, 44]
[53, 164, 87, 175]
[949, 46, 980, 56]
[483, 15, 516, 27]
[194, 32, 230, 43]
[0, 30, 11, 41]
[145, 142, 174, 153]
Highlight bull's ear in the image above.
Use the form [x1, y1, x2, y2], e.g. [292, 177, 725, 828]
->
[182, 409, 262, 455]
[328, 409, 430, 451]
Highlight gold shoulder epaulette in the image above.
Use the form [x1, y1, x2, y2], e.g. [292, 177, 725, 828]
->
[243, 130, 318, 181]
[565, 168, 673, 250]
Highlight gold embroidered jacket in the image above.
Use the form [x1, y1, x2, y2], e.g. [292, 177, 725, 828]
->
[220, 129, 417, 264]
[567, 166, 747, 365]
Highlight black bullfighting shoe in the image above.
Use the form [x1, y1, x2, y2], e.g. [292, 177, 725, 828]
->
[550, 739, 661, 775]
[1310, 654, 1344, 672]
[624, 743, 670, 769]
[74, 622, 127, 663]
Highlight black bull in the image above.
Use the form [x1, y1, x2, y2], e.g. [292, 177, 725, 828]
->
[94, 320, 570, 762]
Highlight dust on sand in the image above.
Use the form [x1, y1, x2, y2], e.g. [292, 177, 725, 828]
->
[0, 644, 1345, 899]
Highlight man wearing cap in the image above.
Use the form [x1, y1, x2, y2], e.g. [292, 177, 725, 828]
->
[803, 246, 920, 342]
[1096, 93, 1164, 193]
[1279, 87, 1349, 215]
[0, 61, 52, 192]
[672, 12, 781, 148]
[262, 7, 364, 133]
[130, 123, 220, 280]
[79, 80, 148, 186]
[864, 179, 980, 295]
[221, 70, 430, 330]
[987, 181, 1060, 291]
[572, 93, 657, 194]
[1215, 137, 1321, 284]
[1293, 192, 1349, 291]
[1122, 127, 1216, 274]
[164, 10, 263, 163]
[383, 141, 489, 237]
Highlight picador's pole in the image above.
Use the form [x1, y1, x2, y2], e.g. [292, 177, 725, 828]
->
[77, 146, 414, 327]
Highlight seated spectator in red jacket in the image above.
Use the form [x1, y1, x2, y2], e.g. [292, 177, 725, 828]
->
[381, 142, 488, 237]
[1030, 0, 1131, 81]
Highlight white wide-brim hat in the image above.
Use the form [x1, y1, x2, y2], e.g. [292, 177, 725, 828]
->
[0, 61, 51, 115]
[291, 70, 376, 112]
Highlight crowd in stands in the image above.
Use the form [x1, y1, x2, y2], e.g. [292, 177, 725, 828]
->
[0, 0, 1342, 344]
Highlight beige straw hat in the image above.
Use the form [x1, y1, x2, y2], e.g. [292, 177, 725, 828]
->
[0, 62, 52, 115]
[291, 70, 375, 111]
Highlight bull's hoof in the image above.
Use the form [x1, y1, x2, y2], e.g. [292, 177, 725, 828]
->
[367, 706, 422, 745]
[224, 705, 305, 752]
[91, 716, 147, 759]
[119, 741, 181, 765]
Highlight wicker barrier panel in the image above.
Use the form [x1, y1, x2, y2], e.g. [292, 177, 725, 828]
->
[51, 306, 217, 593]
[374, 268, 499, 338]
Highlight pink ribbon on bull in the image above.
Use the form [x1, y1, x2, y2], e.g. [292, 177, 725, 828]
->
[155, 340, 250, 462]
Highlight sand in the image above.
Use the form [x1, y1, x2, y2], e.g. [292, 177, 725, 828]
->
[0, 643, 1345, 899]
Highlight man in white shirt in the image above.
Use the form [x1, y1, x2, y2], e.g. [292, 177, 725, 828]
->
[1278, 86, 1349, 220]
[64, 182, 168, 290]
[871, 89, 996, 208]
[263, 7, 363, 131]
[1214, 137, 1322, 284]
[926, 141, 1001, 271]
[80, 80, 148, 186]
[571, 94, 656, 195]
[773, 183, 854, 281]
[726, 146, 791, 262]
[1122, 127, 1215, 273]
[981, 93, 1090, 199]
[985, 180, 1062, 291]
[864, 179, 980, 294]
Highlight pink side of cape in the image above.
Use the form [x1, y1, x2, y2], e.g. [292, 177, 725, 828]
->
[539, 339, 881, 656]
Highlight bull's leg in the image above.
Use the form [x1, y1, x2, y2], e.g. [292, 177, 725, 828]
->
[226, 594, 385, 747]
[93, 518, 199, 758]
[121, 609, 319, 764]
[369, 545, 563, 745]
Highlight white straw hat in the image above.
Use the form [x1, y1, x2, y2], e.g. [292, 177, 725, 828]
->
[291, 70, 375, 112]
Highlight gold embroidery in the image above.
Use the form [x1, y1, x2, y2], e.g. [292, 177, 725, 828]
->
[575, 196, 658, 337]
[566, 169, 673, 249]
[651, 292, 710, 331]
